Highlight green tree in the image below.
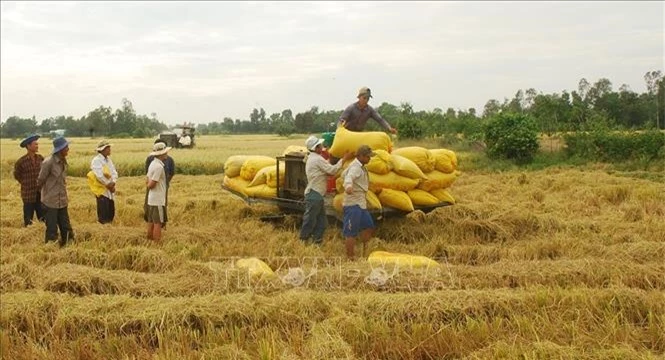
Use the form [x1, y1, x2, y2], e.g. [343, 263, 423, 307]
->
[484, 112, 540, 163]
[0, 116, 37, 138]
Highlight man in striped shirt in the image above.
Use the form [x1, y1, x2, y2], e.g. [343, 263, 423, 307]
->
[299, 136, 353, 244]
[13, 134, 45, 226]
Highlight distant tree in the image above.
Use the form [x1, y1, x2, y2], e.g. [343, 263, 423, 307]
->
[0, 116, 37, 138]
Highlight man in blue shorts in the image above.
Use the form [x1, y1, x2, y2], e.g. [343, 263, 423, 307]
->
[341, 144, 376, 259]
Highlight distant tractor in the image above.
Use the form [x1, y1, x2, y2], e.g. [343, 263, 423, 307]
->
[159, 125, 196, 149]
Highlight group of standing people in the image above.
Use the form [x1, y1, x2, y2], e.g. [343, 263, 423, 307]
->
[13, 86, 393, 258]
[14, 135, 74, 246]
[299, 86, 397, 259]
[13, 135, 176, 246]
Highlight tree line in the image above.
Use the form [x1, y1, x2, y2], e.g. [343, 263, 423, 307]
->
[2, 71, 663, 140]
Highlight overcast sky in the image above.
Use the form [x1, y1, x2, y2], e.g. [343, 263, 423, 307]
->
[1, 1, 663, 125]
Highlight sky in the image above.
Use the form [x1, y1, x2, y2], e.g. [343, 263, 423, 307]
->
[1, 1, 663, 126]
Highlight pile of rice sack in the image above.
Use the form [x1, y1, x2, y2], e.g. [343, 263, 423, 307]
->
[223, 127, 460, 213]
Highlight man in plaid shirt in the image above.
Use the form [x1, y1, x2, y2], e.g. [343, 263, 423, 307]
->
[13, 134, 45, 226]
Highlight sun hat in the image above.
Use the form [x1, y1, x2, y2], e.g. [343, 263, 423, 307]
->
[95, 139, 112, 152]
[52, 137, 70, 154]
[356, 144, 376, 157]
[357, 87, 372, 98]
[305, 135, 325, 151]
[19, 134, 40, 148]
[150, 142, 171, 156]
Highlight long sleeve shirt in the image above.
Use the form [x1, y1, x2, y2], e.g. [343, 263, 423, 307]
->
[91, 153, 119, 200]
[13, 153, 44, 202]
[338, 102, 392, 132]
[304, 152, 345, 197]
[37, 154, 68, 209]
[342, 158, 369, 208]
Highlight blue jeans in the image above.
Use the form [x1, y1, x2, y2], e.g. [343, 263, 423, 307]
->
[299, 190, 327, 244]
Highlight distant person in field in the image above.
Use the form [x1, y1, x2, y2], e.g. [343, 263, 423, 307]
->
[341, 144, 376, 259]
[300, 136, 354, 245]
[339, 87, 398, 134]
[144, 139, 175, 228]
[145, 142, 172, 242]
[37, 137, 74, 247]
[13, 134, 45, 226]
[90, 140, 118, 224]
[179, 134, 191, 147]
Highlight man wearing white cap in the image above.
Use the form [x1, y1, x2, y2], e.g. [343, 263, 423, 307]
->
[299, 136, 353, 244]
[145, 142, 172, 242]
[90, 140, 118, 224]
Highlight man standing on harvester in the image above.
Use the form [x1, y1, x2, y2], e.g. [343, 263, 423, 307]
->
[339, 87, 398, 134]
[329, 86, 397, 165]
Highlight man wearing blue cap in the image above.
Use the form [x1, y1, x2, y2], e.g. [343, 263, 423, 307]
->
[37, 137, 74, 246]
[13, 134, 45, 226]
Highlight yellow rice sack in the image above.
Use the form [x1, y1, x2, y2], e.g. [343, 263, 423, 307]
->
[418, 170, 459, 192]
[333, 193, 344, 213]
[366, 190, 382, 210]
[224, 155, 252, 178]
[335, 175, 344, 194]
[392, 147, 435, 173]
[328, 126, 393, 158]
[223, 176, 251, 195]
[282, 145, 308, 156]
[334, 192, 382, 213]
[247, 166, 271, 187]
[249, 165, 285, 188]
[240, 156, 276, 181]
[369, 171, 420, 193]
[367, 251, 439, 269]
[265, 165, 285, 188]
[244, 184, 277, 199]
[236, 257, 275, 277]
[407, 189, 440, 206]
[378, 188, 414, 212]
[430, 189, 456, 204]
[430, 149, 457, 173]
[365, 149, 393, 175]
[87, 164, 111, 196]
[390, 154, 428, 180]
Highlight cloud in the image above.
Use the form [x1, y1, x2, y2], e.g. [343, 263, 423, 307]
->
[1, 1, 663, 124]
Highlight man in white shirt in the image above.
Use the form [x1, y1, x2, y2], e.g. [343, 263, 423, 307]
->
[91, 140, 118, 224]
[342, 144, 376, 259]
[146, 142, 171, 242]
[299, 136, 353, 244]
[179, 134, 191, 147]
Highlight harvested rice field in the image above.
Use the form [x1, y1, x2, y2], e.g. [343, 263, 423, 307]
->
[1, 135, 664, 359]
